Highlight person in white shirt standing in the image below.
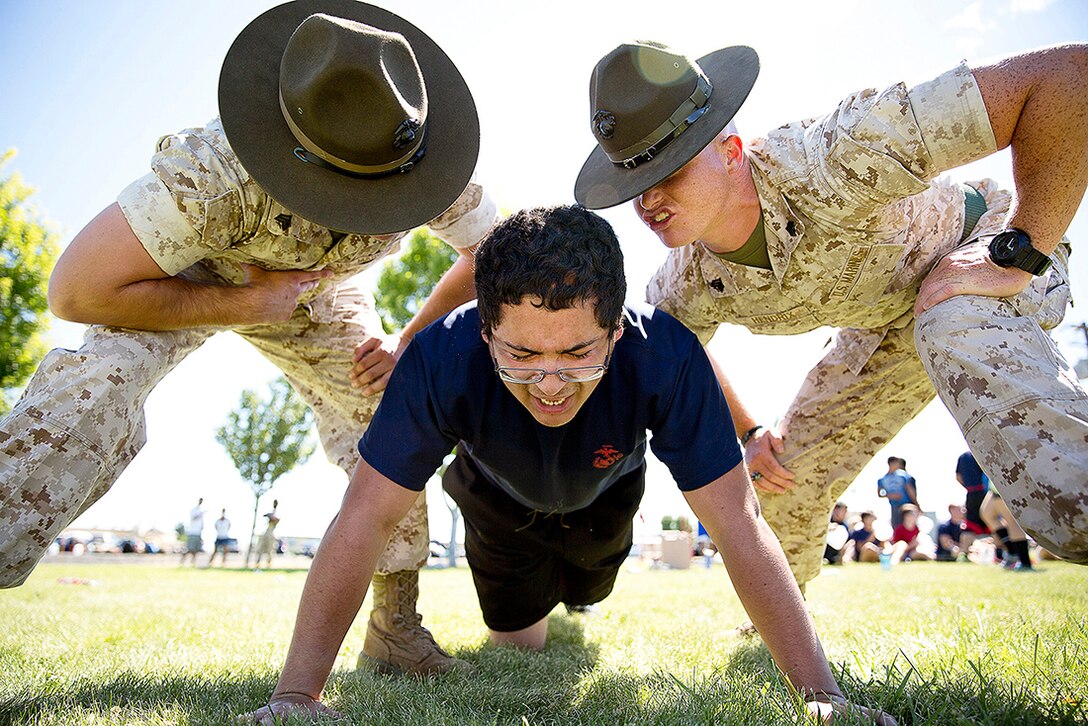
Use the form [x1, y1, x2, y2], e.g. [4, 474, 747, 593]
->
[181, 498, 206, 566]
[208, 509, 232, 568]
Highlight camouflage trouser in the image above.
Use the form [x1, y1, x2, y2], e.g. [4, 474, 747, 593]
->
[762, 321, 937, 589]
[763, 235, 1085, 587]
[0, 277, 428, 587]
[915, 253, 1087, 564]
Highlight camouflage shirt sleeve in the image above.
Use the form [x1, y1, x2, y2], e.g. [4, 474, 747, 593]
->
[117, 123, 247, 276]
[426, 179, 500, 250]
[807, 62, 997, 216]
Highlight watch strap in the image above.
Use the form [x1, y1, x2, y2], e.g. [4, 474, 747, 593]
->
[740, 425, 763, 446]
[1014, 245, 1053, 275]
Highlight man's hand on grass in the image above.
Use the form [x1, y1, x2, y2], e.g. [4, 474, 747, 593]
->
[805, 694, 897, 725]
[240, 692, 342, 724]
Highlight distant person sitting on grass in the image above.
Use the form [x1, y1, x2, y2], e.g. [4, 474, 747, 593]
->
[841, 511, 883, 563]
[935, 504, 966, 561]
[890, 504, 933, 564]
[823, 502, 850, 565]
[243, 206, 895, 725]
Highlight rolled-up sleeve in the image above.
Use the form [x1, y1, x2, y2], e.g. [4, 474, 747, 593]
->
[907, 62, 997, 173]
[427, 180, 500, 250]
[813, 63, 998, 213]
[117, 125, 246, 275]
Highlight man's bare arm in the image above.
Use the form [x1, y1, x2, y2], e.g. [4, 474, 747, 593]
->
[976, 43, 1088, 255]
[705, 347, 795, 492]
[244, 458, 419, 722]
[400, 246, 477, 340]
[685, 465, 838, 696]
[351, 246, 478, 394]
[685, 464, 895, 725]
[916, 44, 1088, 314]
[48, 203, 330, 330]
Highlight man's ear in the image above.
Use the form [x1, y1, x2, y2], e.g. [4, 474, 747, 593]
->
[612, 324, 625, 343]
[717, 132, 744, 168]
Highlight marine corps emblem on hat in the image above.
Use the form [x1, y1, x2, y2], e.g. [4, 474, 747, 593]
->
[219, 0, 480, 234]
[575, 42, 759, 209]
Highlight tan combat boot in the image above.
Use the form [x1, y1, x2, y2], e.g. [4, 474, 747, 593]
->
[358, 569, 468, 676]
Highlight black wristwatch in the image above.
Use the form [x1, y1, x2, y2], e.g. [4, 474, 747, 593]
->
[988, 228, 1052, 275]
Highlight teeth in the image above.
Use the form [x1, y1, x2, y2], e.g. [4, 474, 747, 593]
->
[653, 211, 670, 222]
[540, 397, 566, 406]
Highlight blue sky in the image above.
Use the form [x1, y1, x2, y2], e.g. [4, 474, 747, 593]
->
[1, 0, 1086, 541]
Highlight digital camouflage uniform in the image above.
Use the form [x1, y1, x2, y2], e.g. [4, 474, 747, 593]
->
[0, 117, 498, 587]
[647, 63, 1087, 587]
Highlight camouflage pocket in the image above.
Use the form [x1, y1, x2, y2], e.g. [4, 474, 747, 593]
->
[174, 189, 243, 251]
[1009, 243, 1072, 331]
[829, 243, 906, 305]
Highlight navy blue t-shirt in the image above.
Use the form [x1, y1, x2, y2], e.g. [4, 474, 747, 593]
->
[955, 452, 989, 494]
[359, 302, 742, 512]
[849, 527, 876, 545]
[936, 520, 964, 557]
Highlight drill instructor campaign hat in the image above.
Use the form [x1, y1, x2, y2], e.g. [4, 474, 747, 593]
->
[574, 41, 758, 209]
[219, 0, 480, 234]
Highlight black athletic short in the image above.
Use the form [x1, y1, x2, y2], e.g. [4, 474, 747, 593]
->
[442, 446, 645, 632]
[964, 489, 988, 531]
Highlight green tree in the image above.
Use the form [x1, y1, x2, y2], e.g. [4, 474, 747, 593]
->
[374, 228, 461, 564]
[215, 376, 316, 567]
[0, 150, 60, 415]
[374, 227, 457, 333]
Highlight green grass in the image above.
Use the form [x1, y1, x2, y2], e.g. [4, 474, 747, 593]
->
[1, 558, 1086, 725]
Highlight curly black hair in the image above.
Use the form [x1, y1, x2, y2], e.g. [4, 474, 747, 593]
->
[474, 205, 625, 334]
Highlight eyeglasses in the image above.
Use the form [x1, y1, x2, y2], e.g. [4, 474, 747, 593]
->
[490, 335, 614, 385]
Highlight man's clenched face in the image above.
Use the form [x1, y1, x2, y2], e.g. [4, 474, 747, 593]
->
[486, 298, 620, 428]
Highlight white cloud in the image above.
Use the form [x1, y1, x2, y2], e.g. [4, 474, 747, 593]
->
[944, 1, 998, 31]
[1008, 0, 1056, 13]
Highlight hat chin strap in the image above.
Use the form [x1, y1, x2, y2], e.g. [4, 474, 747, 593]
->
[607, 73, 713, 169]
[278, 92, 426, 175]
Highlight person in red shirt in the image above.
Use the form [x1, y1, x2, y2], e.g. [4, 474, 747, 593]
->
[890, 505, 933, 564]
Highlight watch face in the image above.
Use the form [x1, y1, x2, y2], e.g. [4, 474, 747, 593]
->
[990, 230, 1028, 266]
[993, 234, 1019, 259]
[987, 229, 1050, 275]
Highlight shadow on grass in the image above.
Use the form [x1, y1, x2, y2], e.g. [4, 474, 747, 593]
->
[720, 639, 1088, 726]
[0, 615, 601, 726]
[0, 669, 280, 726]
[3, 624, 1084, 725]
[836, 646, 1088, 726]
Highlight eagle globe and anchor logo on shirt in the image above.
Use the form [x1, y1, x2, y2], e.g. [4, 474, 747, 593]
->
[593, 445, 624, 469]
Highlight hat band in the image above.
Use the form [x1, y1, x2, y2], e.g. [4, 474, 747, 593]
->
[607, 73, 713, 169]
[279, 92, 426, 175]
